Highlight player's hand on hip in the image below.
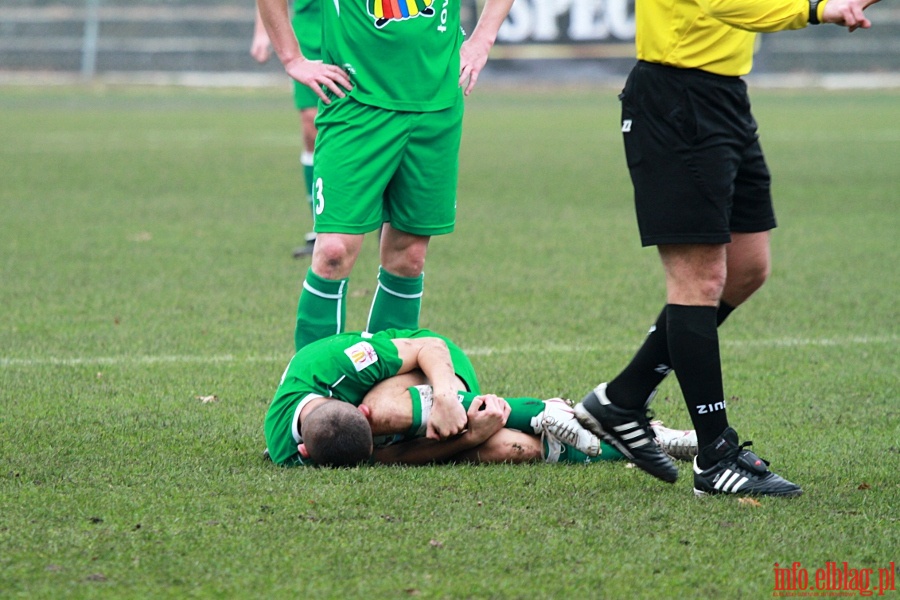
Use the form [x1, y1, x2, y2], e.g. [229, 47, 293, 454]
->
[426, 393, 468, 440]
[822, 0, 879, 31]
[284, 57, 353, 104]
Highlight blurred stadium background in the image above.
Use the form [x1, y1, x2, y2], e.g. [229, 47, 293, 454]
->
[1, 0, 899, 87]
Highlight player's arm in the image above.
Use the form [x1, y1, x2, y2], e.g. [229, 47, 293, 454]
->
[699, 0, 878, 31]
[373, 395, 509, 464]
[459, 0, 515, 95]
[360, 371, 426, 436]
[250, 6, 272, 63]
[391, 337, 467, 440]
[255, 0, 352, 103]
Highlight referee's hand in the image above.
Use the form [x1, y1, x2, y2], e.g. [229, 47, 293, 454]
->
[822, 0, 880, 32]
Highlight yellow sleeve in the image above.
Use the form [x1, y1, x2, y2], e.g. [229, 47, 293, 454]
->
[695, 0, 809, 32]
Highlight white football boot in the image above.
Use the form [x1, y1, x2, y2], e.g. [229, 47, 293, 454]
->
[534, 398, 601, 457]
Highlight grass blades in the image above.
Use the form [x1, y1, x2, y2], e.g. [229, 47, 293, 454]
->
[0, 84, 898, 598]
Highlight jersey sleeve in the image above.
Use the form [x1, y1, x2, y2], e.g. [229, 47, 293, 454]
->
[696, 0, 809, 32]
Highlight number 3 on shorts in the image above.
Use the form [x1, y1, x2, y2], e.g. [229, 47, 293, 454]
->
[314, 177, 325, 216]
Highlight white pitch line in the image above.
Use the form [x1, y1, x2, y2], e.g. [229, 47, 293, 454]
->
[0, 354, 288, 368]
[1, 335, 896, 368]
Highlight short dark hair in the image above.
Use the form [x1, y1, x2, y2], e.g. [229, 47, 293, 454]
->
[302, 402, 373, 467]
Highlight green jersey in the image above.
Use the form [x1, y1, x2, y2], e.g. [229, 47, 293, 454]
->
[321, 0, 464, 111]
[264, 328, 478, 466]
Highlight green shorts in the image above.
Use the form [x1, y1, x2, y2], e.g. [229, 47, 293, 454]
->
[311, 96, 463, 236]
[291, 5, 322, 111]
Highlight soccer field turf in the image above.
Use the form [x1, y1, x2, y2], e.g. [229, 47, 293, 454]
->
[0, 84, 897, 598]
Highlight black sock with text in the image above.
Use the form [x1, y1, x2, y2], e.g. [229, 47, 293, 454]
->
[666, 304, 729, 463]
[607, 301, 737, 411]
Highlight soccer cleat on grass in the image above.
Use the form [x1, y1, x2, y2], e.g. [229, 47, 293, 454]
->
[692, 427, 802, 497]
[574, 383, 678, 483]
[650, 421, 698, 461]
[538, 398, 601, 457]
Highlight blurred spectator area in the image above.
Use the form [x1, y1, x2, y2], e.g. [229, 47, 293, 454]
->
[1, 0, 898, 80]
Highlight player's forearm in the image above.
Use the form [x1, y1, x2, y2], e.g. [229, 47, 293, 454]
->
[413, 339, 458, 406]
[467, 0, 516, 50]
[256, 0, 303, 63]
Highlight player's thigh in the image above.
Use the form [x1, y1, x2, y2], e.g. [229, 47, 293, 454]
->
[313, 99, 409, 233]
[386, 100, 462, 236]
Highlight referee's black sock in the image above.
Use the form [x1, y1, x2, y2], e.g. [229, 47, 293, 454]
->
[665, 304, 730, 465]
[607, 301, 735, 410]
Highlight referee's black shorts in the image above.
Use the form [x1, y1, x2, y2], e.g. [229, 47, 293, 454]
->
[620, 60, 776, 247]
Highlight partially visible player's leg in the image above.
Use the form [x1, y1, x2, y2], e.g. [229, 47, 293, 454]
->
[366, 226, 428, 333]
[604, 301, 737, 412]
[294, 233, 363, 350]
[368, 99, 461, 332]
[658, 242, 730, 453]
[295, 98, 401, 348]
[451, 429, 617, 465]
[290, 1, 322, 258]
[292, 106, 319, 258]
[451, 429, 543, 463]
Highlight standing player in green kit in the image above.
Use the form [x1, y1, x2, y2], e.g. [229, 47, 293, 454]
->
[251, 2, 321, 258]
[257, 0, 513, 351]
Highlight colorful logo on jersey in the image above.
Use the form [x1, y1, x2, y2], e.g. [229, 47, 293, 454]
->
[369, 0, 435, 28]
[345, 341, 379, 371]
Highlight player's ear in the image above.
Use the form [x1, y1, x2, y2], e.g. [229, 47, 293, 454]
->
[358, 404, 372, 421]
[298, 443, 310, 458]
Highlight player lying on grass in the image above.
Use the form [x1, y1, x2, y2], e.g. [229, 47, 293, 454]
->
[264, 328, 697, 467]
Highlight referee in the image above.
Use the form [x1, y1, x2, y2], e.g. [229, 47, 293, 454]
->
[575, 0, 881, 497]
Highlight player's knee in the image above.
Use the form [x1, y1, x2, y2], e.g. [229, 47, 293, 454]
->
[312, 236, 359, 275]
[726, 260, 770, 305]
[380, 233, 429, 277]
[691, 272, 727, 304]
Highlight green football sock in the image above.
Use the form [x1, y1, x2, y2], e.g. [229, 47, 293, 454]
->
[410, 390, 626, 463]
[456, 392, 544, 433]
[294, 267, 347, 351]
[301, 151, 315, 222]
[502, 396, 546, 432]
[597, 441, 625, 461]
[365, 266, 423, 333]
[545, 440, 625, 463]
[408, 391, 544, 437]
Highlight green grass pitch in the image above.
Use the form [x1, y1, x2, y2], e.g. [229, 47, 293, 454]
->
[0, 83, 897, 598]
